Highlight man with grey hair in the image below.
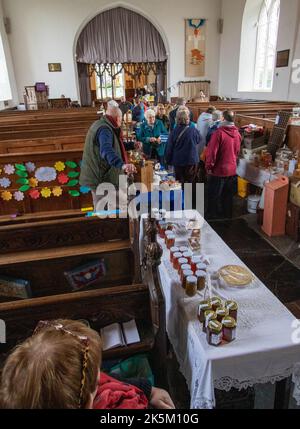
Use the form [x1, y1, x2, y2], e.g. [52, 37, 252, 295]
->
[80, 106, 136, 209]
[169, 97, 194, 131]
[206, 110, 224, 145]
[106, 99, 119, 114]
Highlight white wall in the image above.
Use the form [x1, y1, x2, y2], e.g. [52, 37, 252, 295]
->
[219, 0, 300, 102]
[2, 0, 222, 103]
[0, 0, 18, 109]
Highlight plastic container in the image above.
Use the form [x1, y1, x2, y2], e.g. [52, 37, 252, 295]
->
[247, 195, 261, 214]
[238, 177, 249, 199]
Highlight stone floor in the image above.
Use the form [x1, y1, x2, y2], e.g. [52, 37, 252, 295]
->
[165, 197, 300, 409]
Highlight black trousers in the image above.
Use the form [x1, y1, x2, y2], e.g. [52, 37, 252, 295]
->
[205, 175, 237, 220]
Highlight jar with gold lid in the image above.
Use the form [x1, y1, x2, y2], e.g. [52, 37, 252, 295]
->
[195, 270, 206, 291]
[210, 296, 222, 312]
[182, 270, 193, 289]
[216, 307, 229, 323]
[170, 246, 179, 263]
[173, 252, 183, 270]
[222, 316, 237, 342]
[186, 276, 198, 297]
[203, 310, 217, 333]
[207, 320, 223, 346]
[225, 300, 238, 321]
[198, 300, 212, 323]
[180, 264, 192, 281]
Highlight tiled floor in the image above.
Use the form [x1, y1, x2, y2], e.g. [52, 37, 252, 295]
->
[166, 199, 300, 409]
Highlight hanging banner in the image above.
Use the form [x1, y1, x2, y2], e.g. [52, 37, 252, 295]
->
[185, 19, 206, 77]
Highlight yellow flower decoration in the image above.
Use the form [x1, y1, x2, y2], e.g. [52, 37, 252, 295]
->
[29, 177, 39, 188]
[1, 191, 12, 201]
[54, 161, 65, 172]
[52, 186, 63, 197]
[41, 188, 52, 198]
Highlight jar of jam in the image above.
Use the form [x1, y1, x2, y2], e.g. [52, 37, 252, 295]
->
[173, 252, 183, 270]
[196, 262, 207, 272]
[216, 307, 229, 323]
[179, 246, 189, 253]
[166, 233, 176, 250]
[225, 300, 238, 321]
[180, 264, 192, 281]
[191, 256, 202, 272]
[207, 320, 223, 346]
[183, 251, 193, 264]
[222, 316, 237, 342]
[158, 221, 167, 239]
[182, 270, 193, 289]
[185, 276, 198, 297]
[170, 246, 180, 263]
[178, 258, 188, 273]
[165, 230, 173, 245]
[198, 300, 212, 323]
[203, 310, 217, 333]
[210, 297, 222, 312]
[195, 270, 206, 291]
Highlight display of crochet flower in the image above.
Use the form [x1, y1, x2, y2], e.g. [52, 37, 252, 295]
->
[35, 167, 57, 182]
[4, 164, 15, 175]
[29, 177, 39, 188]
[1, 191, 12, 201]
[80, 186, 91, 194]
[14, 191, 25, 202]
[54, 161, 65, 172]
[52, 186, 63, 197]
[41, 187, 52, 198]
[0, 177, 11, 189]
[58, 172, 69, 185]
[28, 189, 40, 200]
[25, 162, 36, 173]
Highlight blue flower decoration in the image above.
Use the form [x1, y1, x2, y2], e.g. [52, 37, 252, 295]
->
[0, 177, 11, 189]
[80, 186, 91, 194]
[25, 162, 36, 173]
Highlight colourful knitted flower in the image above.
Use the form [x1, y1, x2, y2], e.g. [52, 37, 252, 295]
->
[25, 162, 36, 173]
[28, 189, 40, 200]
[29, 177, 39, 188]
[0, 177, 11, 189]
[80, 186, 91, 194]
[52, 186, 63, 197]
[14, 191, 25, 202]
[41, 187, 51, 198]
[4, 164, 15, 175]
[35, 167, 57, 182]
[58, 172, 69, 185]
[1, 191, 12, 201]
[54, 161, 65, 172]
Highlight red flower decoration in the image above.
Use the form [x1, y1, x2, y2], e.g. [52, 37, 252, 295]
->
[28, 189, 40, 200]
[58, 173, 69, 185]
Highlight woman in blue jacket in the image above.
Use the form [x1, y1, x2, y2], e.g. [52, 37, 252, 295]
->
[137, 109, 168, 165]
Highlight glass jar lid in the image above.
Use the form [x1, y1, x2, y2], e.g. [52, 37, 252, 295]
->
[208, 320, 223, 334]
[222, 316, 237, 329]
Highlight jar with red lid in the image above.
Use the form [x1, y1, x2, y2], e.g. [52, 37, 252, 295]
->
[225, 300, 238, 321]
[203, 310, 217, 333]
[191, 256, 202, 272]
[173, 252, 183, 270]
[222, 316, 237, 342]
[185, 276, 198, 297]
[207, 320, 223, 346]
[180, 264, 192, 281]
[195, 270, 206, 291]
[183, 251, 193, 264]
[182, 270, 193, 289]
[170, 246, 179, 263]
[216, 307, 229, 323]
[178, 258, 188, 274]
[198, 300, 212, 323]
[166, 233, 176, 250]
[210, 297, 222, 312]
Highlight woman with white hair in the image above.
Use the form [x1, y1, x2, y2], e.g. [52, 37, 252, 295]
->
[137, 109, 168, 164]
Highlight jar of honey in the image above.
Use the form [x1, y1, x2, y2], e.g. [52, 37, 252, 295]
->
[183, 251, 193, 264]
[207, 320, 223, 346]
[198, 300, 212, 323]
[196, 262, 207, 272]
[165, 230, 173, 245]
[182, 270, 193, 289]
[225, 300, 238, 321]
[158, 221, 167, 239]
[170, 246, 180, 263]
[191, 256, 202, 272]
[180, 264, 192, 281]
[195, 270, 206, 291]
[178, 258, 188, 273]
[216, 307, 229, 323]
[210, 297, 222, 312]
[173, 252, 183, 270]
[166, 233, 176, 250]
[185, 276, 198, 297]
[222, 316, 237, 342]
[203, 310, 217, 333]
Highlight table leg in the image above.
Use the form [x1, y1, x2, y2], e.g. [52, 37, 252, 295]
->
[274, 377, 292, 409]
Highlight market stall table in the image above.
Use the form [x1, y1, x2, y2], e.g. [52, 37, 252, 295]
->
[237, 158, 278, 189]
[140, 210, 300, 409]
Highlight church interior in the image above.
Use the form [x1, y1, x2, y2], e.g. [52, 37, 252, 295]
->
[0, 0, 300, 412]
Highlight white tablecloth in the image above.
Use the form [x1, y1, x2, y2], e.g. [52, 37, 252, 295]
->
[140, 210, 300, 409]
[237, 158, 277, 188]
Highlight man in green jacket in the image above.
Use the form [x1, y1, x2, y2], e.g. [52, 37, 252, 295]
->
[80, 107, 137, 211]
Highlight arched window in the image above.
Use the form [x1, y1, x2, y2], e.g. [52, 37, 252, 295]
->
[0, 33, 12, 102]
[253, 0, 280, 91]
